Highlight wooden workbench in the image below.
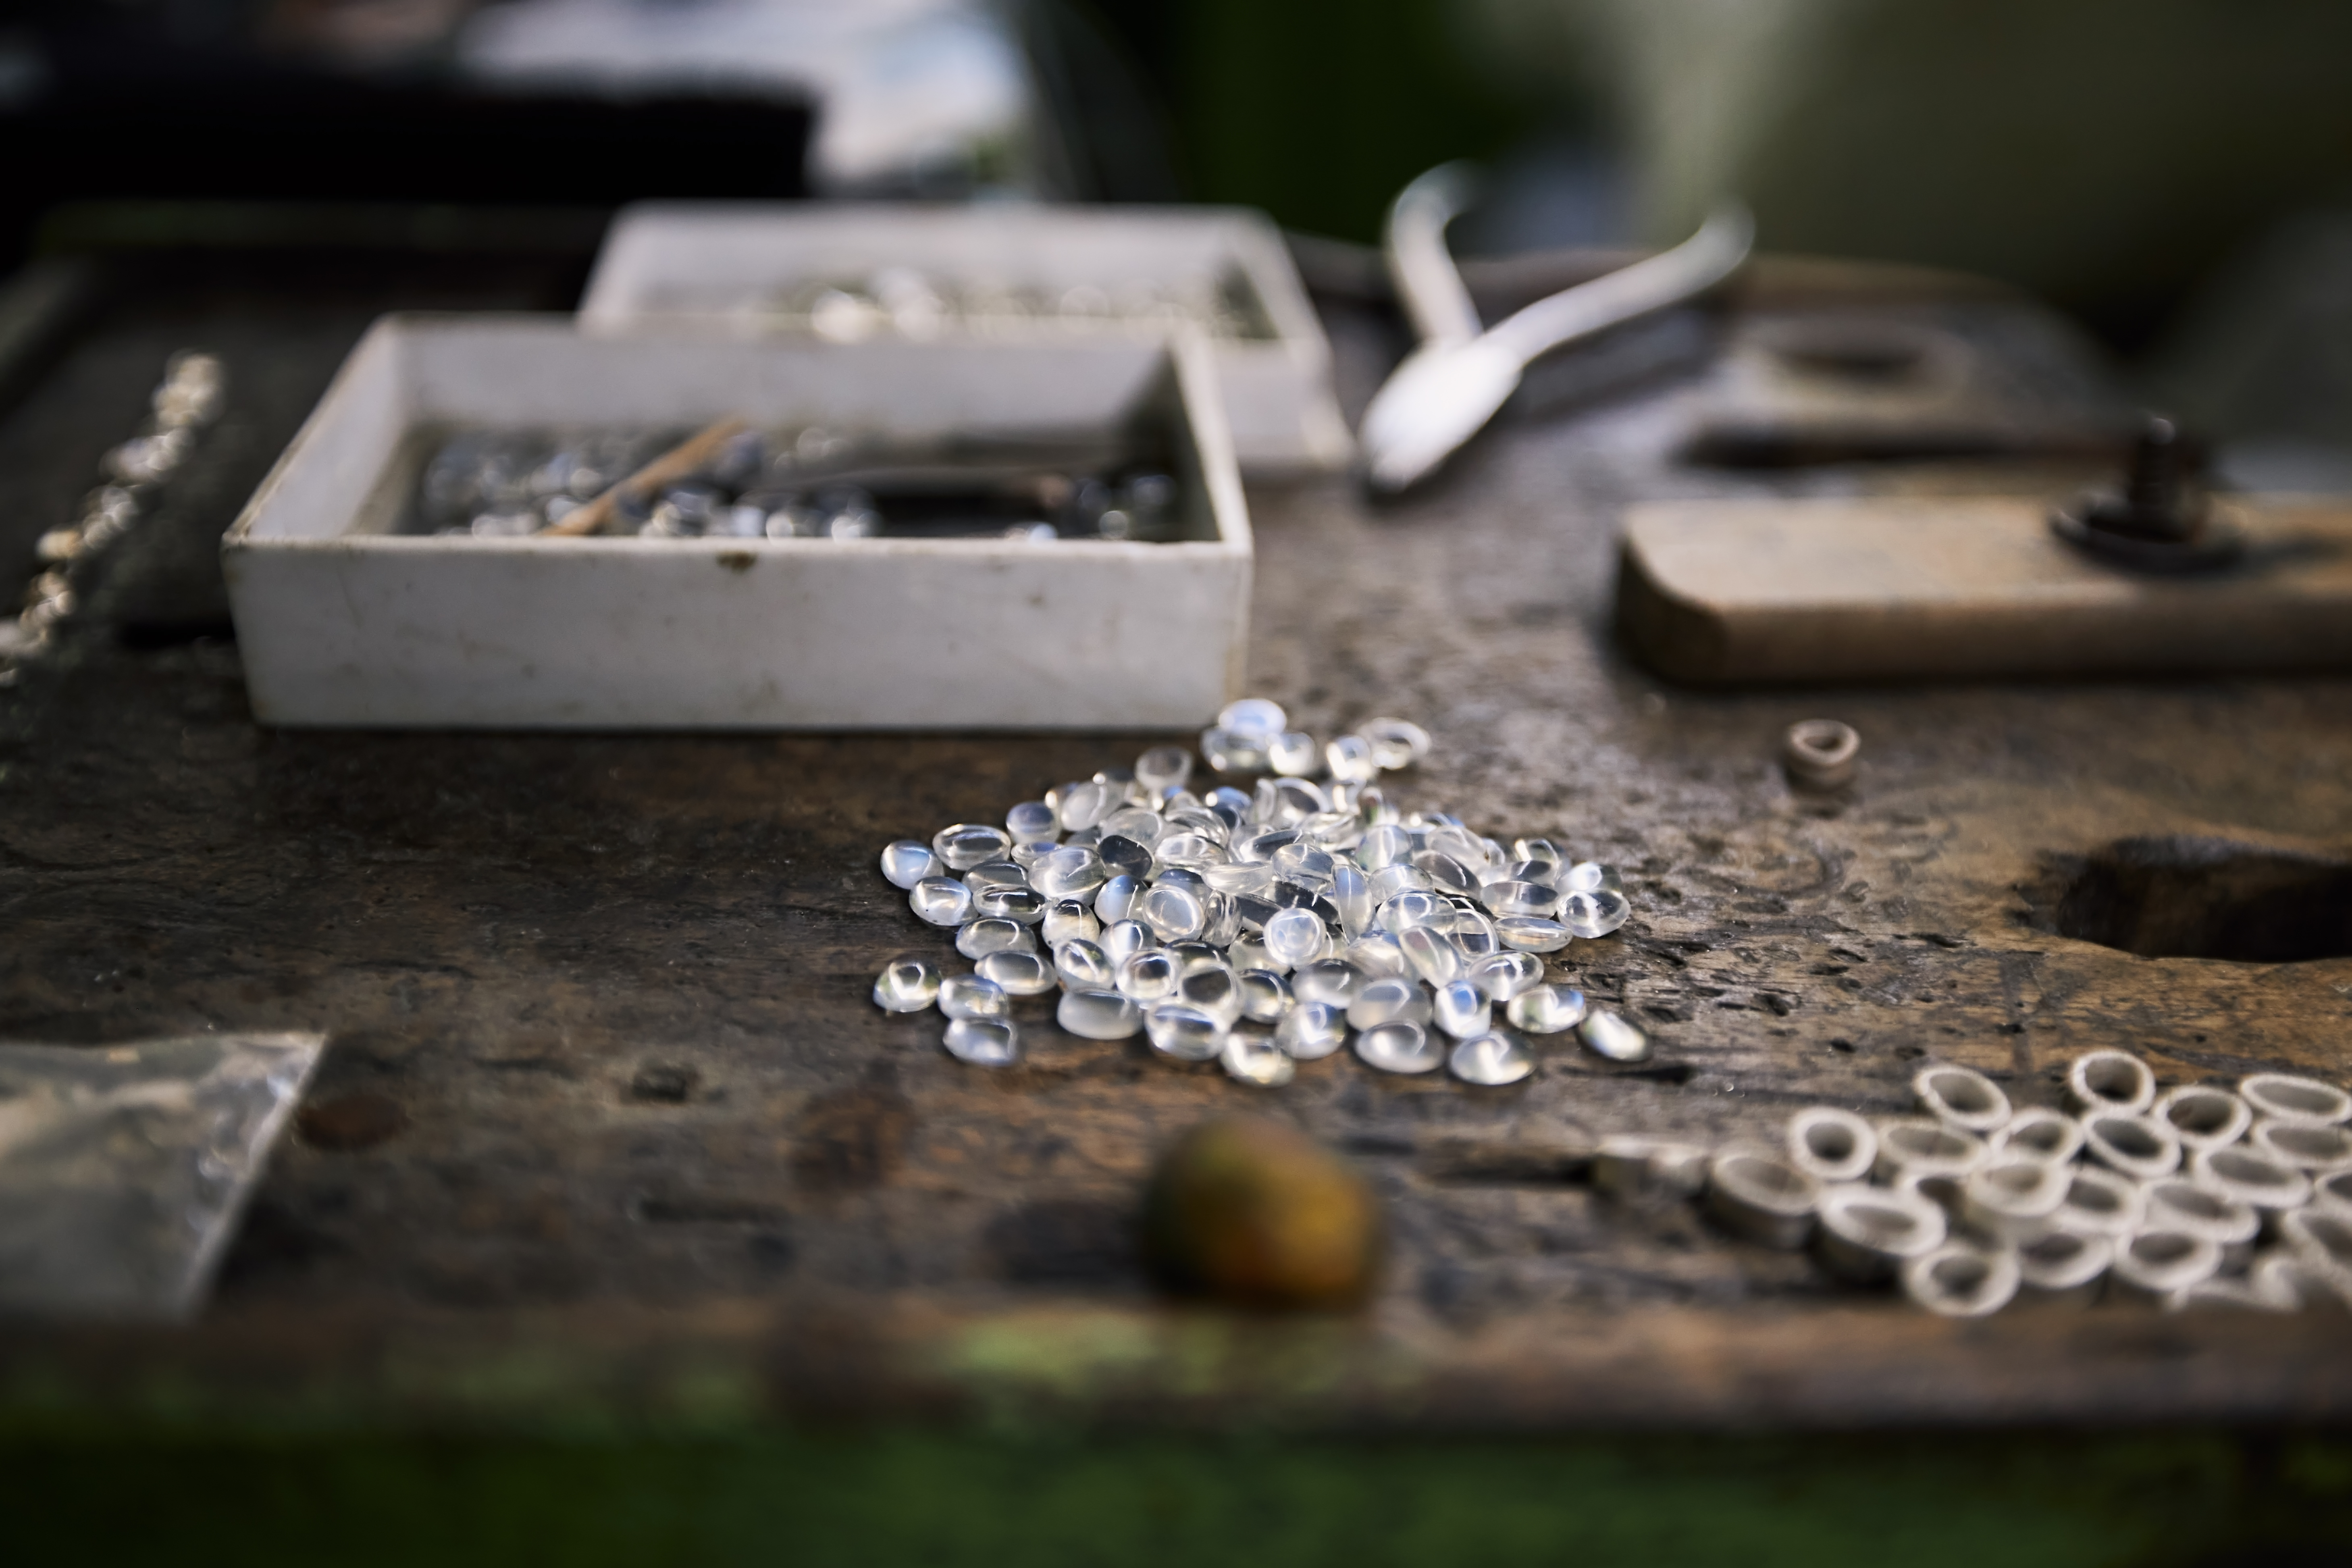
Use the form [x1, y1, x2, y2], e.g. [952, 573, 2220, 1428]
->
[1, 238, 2348, 1559]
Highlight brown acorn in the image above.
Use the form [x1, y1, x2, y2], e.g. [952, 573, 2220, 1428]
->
[1142, 1116, 1385, 1309]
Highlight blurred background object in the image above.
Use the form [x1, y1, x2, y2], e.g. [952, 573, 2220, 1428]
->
[1081, 0, 2352, 360]
[0, 0, 1102, 277]
[8, 1, 2352, 290]
[0, 1, 817, 273]
[2148, 210, 2352, 494]
[3, 0, 2350, 421]
[1457, 0, 2352, 343]
[1143, 1116, 1385, 1310]
[454, 0, 1035, 195]
[1099, 0, 1557, 248]
[0, 1033, 322, 1321]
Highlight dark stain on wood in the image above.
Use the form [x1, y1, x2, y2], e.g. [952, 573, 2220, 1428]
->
[984, 1199, 1139, 1285]
[791, 1082, 915, 1194]
[296, 1092, 408, 1151]
[628, 1062, 700, 1103]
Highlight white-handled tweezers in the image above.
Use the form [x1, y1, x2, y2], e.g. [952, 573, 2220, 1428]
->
[1359, 163, 1754, 493]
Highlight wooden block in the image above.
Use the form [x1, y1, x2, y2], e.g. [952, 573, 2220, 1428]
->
[1616, 494, 2352, 684]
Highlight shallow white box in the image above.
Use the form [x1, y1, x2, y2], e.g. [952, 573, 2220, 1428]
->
[576, 202, 1352, 478]
[223, 315, 1252, 730]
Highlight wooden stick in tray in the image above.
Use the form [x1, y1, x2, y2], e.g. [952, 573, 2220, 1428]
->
[536, 417, 749, 537]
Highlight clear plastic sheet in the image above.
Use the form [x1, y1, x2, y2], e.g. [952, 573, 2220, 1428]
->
[0, 1032, 323, 1320]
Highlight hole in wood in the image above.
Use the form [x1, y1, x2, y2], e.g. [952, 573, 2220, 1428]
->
[2030, 836, 2352, 962]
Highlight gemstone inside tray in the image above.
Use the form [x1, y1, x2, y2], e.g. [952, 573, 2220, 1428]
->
[402, 422, 1190, 545]
[578, 203, 1352, 476]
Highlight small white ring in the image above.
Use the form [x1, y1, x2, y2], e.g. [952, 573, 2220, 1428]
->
[1704, 1146, 1823, 1250]
[2067, 1050, 2155, 1115]
[1991, 1106, 2086, 1165]
[2152, 1085, 2252, 1150]
[1786, 1106, 1876, 1183]
[1902, 1242, 2020, 1317]
[2240, 1073, 2352, 1127]
[1914, 1064, 2012, 1133]
[2081, 1111, 2181, 1181]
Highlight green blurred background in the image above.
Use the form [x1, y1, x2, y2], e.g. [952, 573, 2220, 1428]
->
[1090, 0, 1550, 247]
[1074, 0, 2352, 347]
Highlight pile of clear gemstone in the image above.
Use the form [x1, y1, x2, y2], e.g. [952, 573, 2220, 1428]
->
[413, 423, 1177, 544]
[1641, 1050, 2352, 1316]
[872, 699, 1641, 1088]
[0, 351, 223, 676]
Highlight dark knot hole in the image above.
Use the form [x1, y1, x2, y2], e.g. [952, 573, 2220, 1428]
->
[2032, 836, 2352, 962]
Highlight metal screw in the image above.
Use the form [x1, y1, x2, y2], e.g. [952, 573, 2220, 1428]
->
[2050, 414, 2241, 571]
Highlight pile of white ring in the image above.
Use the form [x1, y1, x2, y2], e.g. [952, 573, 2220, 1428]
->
[1607, 1049, 2352, 1314]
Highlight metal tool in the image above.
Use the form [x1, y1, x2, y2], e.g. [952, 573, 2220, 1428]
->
[1359, 164, 1754, 493]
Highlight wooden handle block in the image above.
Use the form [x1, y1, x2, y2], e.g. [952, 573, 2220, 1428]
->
[1616, 495, 2352, 684]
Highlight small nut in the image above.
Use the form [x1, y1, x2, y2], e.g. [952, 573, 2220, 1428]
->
[1781, 719, 1859, 790]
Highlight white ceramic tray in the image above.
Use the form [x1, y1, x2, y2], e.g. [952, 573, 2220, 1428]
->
[223, 315, 1252, 730]
[576, 202, 1352, 477]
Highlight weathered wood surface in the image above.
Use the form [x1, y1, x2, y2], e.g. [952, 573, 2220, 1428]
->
[1, 262, 2349, 1433]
